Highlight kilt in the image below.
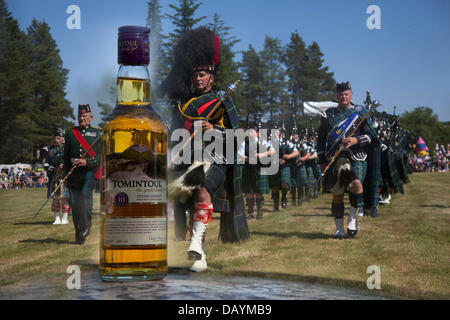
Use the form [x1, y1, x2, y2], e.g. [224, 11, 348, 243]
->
[313, 163, 321, 180]
[383, 150, 403, 193]
[241, 165, 270, 194]
[351, 159, 367, 182]
[295, 165, 309, 187]
[305, 162, 315, 186]
[394, 151, 409, 184]
[280, 165, 292, 187]
[48, 172, 69, 199]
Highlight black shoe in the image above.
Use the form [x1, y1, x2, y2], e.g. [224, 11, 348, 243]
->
[81, 226, 91, 238]
[347, 229, 358, 238]
[75, 234, 86, 245]
[333, 234, 345, 240]
[247, 214, 255, 219]
[282, 202, 287, 209]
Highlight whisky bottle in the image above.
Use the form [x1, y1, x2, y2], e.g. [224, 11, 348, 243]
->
[100, 26, 167, 281]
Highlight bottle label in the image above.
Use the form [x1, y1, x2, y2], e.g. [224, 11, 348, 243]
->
[104, 217, 166, 246]
[108, 174, 167, 205]
[106, 145, 167, 206]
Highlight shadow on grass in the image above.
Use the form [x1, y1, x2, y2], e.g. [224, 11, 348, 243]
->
[312, 207, 333, 211]
[420, 204, 450, 209]
[18, 238, 74, 245]
[14, 221, 54, 226]
[291, 213, 333, 218]
[252, 231, 334, 240]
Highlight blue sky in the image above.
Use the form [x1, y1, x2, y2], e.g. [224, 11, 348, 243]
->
[6, 0, 450, 124]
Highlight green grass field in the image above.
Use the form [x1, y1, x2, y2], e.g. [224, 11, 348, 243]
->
[0, 172, 449, 299]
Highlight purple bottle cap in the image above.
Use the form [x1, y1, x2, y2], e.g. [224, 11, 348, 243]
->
[118, 26, 150, 65]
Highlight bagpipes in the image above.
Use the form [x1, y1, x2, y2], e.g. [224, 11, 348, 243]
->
[168, 81, 240, 202]
[169, 80, 240, 168]
[321, 97, 381, 177]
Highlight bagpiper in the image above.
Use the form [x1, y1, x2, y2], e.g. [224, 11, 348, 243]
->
[291, 125, 310, 206]
[269, 123, 298, 210]
[163, 27, 250, 272]
[42, 128, 70, 225]
[238, 116, 275, 219]
[317, 81, 381, 239]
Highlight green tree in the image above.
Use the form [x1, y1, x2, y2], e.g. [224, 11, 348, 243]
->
[283, 31, 306, 120]
[96, 75, 115, 126]
[166, 0, 206, 44]
[0, 0, 34, 163]
[302, 41, 336, 102]
[27, 19, 73, 152]
[399, 106, 450, 153]
[146, 0, 171, 124]
[239, 45, 267, 127]
[260, 36, 286, 124]
[207, 13, 240, 91]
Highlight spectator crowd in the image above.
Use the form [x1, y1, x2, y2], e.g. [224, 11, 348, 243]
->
[409, 144, 450, 173]
[0, 167, 48, 190]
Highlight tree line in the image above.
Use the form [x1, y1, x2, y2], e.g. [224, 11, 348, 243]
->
[140, 0, 336, 130]
[0, 0, 73, 163]
[1, 0, 447, 164]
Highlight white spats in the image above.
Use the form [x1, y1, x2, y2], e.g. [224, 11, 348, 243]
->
[61, 212, 69, 225]
[334, 218, 345, 238]
[187, 202, 213, 272]
[187, 221, 207, 257]
[190, 253, 207, 272]
[347, 206, 359, 231]
[52, 212, 61, 225]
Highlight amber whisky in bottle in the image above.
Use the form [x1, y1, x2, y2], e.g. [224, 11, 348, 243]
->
[100, 26, 167, 281]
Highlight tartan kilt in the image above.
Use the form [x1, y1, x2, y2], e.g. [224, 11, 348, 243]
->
[258, 174, 270, 194]
[281, 165, 292, 187]
[48, 172, 69, 199]
[295, 165, 309, 187]
[241, 165, 270, 194]
[350, 160, 367, 181]
[386, 150, 403, 193]
[205, 163, 250, 243]
[394, 152, 409, 184]
[305, 163, 315, 186]
[322, 157, 367, 191]
[313, 163, 321, 180]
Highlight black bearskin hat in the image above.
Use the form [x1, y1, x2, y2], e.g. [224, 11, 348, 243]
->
[160, 27, 220, 101]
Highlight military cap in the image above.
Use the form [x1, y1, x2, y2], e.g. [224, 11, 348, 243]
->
[55, 128, 65, 137]
[336, 81, 351, 93]
[78, 104, 91, 114]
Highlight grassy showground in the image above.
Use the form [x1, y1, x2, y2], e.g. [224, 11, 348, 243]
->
[0, 172, 449, 299]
